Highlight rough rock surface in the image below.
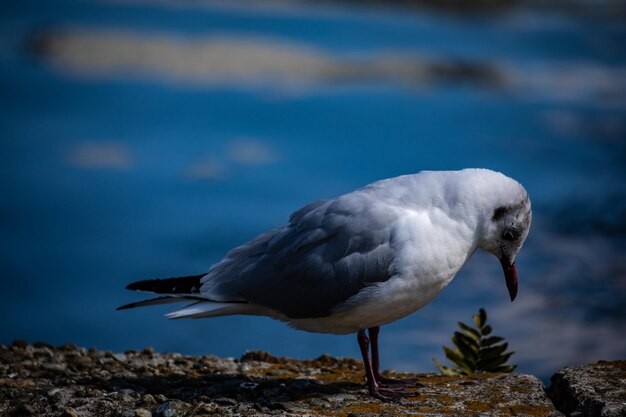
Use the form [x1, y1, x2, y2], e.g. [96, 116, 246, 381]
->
[547, 361, 626, 417]
[1, 341, 564, 416]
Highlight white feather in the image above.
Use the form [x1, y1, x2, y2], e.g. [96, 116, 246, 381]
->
[165, 302, 273, 320]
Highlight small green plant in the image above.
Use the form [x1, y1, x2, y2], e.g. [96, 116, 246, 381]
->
[433, 308, 517, 375]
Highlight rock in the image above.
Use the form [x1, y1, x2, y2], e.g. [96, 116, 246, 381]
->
[327, 393, 358, 403]
[47, 387, 70, 403]
[155, 400, 191, 417]
[33, 341, 54, 349]
[214, 397, 237, 406]
[112, 353, 127, 362]
[547, 360, 626, 417]
[10, 403, 36, 416]
[288, 378, 319, 391]
[59, 343, 78, 351]
[108, 392, 136, 403]
[140, 394, 157, 407]
[272, 401, 309, 413]
[134, 408, 152, 417]
[307, 398, 329, 407]
[194, 402, 219, 414]
[43, 362, 67, 373]
[233, 403, 249, 413]
[60, 407, 79, 417]
[241, 350, 282, 363]
[11, 340, 28, 349]
[153, 394, 168, 403]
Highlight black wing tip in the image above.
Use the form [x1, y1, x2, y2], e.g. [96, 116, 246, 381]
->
[124, 274, 205, 294]
[125, 280, 151, 291]
[116, 302, 137, 311]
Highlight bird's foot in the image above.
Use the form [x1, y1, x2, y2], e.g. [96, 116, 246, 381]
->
[369, 385, 417, 401]
[375, 374, 424, 388]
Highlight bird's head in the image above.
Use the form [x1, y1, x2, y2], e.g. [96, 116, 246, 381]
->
[476, 176, 532, 302]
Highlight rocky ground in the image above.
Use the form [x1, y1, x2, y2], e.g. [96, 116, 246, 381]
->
[547, 361, 626, 417]
[0, 341, 623, 417]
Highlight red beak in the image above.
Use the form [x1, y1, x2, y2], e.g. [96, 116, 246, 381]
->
[500, 258, 518, 301]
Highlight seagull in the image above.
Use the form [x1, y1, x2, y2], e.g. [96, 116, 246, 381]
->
[119, 168, 532, 400]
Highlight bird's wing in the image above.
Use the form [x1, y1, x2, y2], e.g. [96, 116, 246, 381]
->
[200, 194, 400, 319]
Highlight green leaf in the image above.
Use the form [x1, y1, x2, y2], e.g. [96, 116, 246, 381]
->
[433, 358, 447, 373]
[481, 324, 493, 336]
[443, 346, 474, 374]
[490, 364, 517, 373]
[458, 322, 481, 341]
[477, 352, 514, 371]
[452, 334, 478, 364]
[480, 343, 508, 361]
[453, 332, 479, 355]
[481, 336, 504, 347]
[433, 359, 466, 376]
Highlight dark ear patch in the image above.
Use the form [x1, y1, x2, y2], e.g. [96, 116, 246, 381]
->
[492, 206, 508, 221]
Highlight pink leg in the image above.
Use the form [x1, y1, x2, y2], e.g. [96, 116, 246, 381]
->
[357, 329, 415, 400]
[368, 327, 423, 388]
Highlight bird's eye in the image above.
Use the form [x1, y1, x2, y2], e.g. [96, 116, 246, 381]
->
[492, 206, 508, 221]
[502, 229, 519, 241]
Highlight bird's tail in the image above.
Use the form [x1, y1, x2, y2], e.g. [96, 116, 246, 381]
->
[117, 273, 254, 319]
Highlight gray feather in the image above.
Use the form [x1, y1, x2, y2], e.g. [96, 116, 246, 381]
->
[200, 193, 398, 319]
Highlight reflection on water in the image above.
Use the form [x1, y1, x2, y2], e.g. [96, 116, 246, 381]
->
[0, 0, 624, 381]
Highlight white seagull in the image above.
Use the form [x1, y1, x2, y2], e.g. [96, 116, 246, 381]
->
[119, 168, 532, 400]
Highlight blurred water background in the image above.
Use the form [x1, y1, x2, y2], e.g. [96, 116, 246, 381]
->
[1, 0, 625, 381]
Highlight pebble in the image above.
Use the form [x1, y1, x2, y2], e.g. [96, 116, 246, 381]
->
[33, 341, 54, 349]
[60, 407, 79, 417]
[135, 408, 152, 417]
[194, 403, 219, 414]
[12, 340, 29, 349]
[275, 402, 308, 413]
[266, 368, 292, 377]
[43, 363, 67, 373]
[10, 403, 36, 416]
[119, 388, 139, 397]
[141, 393, 157, 406]
[59, 343, 78, 351]
[214, 397, 237, 406]
[153, 394, 168, 403]
[326, 393, 358, 403]
[47, 388, 66, 402]
[307, 398, 328, 407]
[70, 356, 93, 369]
[155, 400, 191, 417]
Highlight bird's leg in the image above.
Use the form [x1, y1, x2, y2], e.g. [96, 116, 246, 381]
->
[368, 326, 423, 388]
[357, 329, 413, 400]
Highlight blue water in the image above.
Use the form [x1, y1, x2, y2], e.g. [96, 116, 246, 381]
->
[1, 0, 625, 381]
